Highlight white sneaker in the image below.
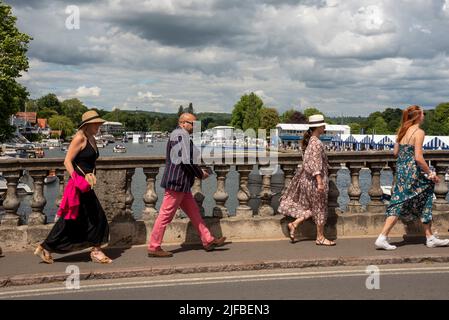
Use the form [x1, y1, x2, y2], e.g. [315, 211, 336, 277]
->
[426, 236, 449, 248]
[375, 235, 397, 250]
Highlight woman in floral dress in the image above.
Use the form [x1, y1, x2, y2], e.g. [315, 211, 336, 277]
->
[375, 105, 449, 250]
[278, 114, 335, 246]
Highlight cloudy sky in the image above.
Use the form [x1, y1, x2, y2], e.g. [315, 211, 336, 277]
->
[7, 0, 449, 116]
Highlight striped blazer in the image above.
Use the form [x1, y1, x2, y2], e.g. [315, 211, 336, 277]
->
[160, 127, 203, 192]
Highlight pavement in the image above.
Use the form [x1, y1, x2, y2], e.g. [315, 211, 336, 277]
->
[1, 236, 449, 288]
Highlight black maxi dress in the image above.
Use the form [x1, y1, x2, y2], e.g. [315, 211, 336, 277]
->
[41, 142, 109, 253]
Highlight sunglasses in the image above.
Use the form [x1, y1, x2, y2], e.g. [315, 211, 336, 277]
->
[183, 121, 194, 125]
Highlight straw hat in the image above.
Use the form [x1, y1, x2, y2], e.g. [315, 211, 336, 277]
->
[78, 110, 106, 129]
[307, 114, 327, 128]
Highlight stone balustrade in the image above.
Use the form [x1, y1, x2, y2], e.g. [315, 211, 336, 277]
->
[1, 151, 448, 249]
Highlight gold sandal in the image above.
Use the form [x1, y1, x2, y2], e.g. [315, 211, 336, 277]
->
[34, 245, 54, 264]
[90, 250, 112, 264]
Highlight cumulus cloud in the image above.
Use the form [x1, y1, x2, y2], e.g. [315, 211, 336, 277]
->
[7, 0, 449, 115]
[60, 86, 102, 100]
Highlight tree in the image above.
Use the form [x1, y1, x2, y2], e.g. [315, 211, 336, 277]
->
[242, 93, 263, 131]
[160, 117, 178, 132]
[281, 109, 307, 124]
[259, 107, 280, 131]
[25, 99, 38, 112]
[303, 107, 323, 118]
[0, 2, 32, 142]
[231, 93, 263, 130]
[371, 116, 389, 134]
[37, 107, 58, 120]
[185, 102, 194, 114]
[37, 93, 61, 114]
[152, 118, 161, 131]
[432, 103, 449, 135]
[61, 98, 88, 125]
[349, 122, 362, 134]
[422, 109, 443, 136]
[177, 105, 184, 117]
[48, 115, 75, 140]
[382, 108, 402, 133]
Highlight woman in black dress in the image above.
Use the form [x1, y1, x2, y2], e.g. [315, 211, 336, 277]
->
[34, 110, 111, 264]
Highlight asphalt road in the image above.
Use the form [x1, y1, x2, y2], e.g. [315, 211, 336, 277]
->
[1, 263, 449, 300]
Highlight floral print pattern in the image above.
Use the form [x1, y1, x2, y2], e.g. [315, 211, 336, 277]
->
[278, 136, 329, 225]
[385, 144, 434, 223]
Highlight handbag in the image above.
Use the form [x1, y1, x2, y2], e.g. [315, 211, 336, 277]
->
[75, 163, 97, 189]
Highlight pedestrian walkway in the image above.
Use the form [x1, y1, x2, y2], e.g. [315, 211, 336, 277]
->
[1, 237, 449, 287]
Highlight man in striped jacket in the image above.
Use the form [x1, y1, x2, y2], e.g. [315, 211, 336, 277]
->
[148, 113, 226, 257]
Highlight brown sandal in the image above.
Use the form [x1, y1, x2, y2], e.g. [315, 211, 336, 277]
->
[288, 222, 297, 243]
[34, 245, 54, 264]
[316, 237, 336, 246]
[90, 250, 112, 264]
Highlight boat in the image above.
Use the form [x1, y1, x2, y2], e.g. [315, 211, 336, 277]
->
[34, 147, 45, 158]
[44, 170, 57, 184]
[0, 179, 33, 195]
[113, 144, 127, 153]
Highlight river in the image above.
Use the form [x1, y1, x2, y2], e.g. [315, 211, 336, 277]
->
[8, 140, 422, 223]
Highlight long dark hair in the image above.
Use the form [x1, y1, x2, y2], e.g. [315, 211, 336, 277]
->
[302, 127, 315, 151]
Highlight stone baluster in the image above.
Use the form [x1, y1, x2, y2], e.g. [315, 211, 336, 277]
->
[142, 167, 159, 220]
[281, 164, 297, 194]
[1, 171, 21, 226]
[236, 165, 253, 218]
[54, 169, 66, 209]
[367, 162, 386, 213]
[390, 161, 397, 189]
[433, 161, 449, 211]
[192, 173, 205, 217]
[54, 169, 66, 222]
[258, 165, 275, 216]
[327, 164, 340, 219]
[175, 208, 184, 219]
[28, 170, 47, 225]
[347, 162, 363, 213]
[121, 168, 135, 221]
[213, 165, 230, 218]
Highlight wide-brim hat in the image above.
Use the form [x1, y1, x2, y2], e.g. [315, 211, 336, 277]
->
[78, 110, 106, 129]
[308, 114, 327, 128]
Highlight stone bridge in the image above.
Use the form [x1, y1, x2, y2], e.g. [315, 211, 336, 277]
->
[1, 151, 448, 251]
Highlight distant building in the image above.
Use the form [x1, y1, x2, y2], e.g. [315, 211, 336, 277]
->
[276, 123, 351, 144]
[211, 126, 235, 140]
[37, 118, 48, 129]
[101, 121, 124, 135]
[16, 112, 37, 125]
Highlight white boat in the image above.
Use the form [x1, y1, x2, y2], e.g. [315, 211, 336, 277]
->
[0, 179, 33, 195]
[113, 144, 127, 153]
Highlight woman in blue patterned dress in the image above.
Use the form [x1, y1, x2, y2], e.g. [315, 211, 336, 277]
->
[375, 105, 449, 250]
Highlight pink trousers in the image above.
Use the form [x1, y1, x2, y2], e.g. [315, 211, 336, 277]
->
[148, 189, 215, 251]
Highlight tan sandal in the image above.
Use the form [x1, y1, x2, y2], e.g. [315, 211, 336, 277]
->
[34, 245, 54, 264]
[288, 222, 297, 243]
[316, 237, 336, 246]
[90, 250, 112, 264]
